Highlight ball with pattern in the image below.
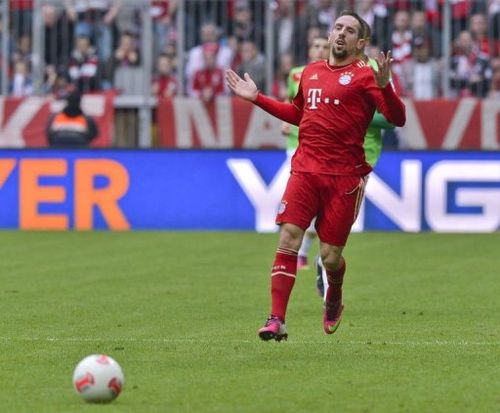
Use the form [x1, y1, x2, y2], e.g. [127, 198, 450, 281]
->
[72, 354, 124, 403]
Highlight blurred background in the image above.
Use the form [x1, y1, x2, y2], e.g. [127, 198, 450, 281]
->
[1, 0, 499, 148]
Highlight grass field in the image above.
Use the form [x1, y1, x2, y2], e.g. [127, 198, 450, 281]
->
[0, 231, 499, 413]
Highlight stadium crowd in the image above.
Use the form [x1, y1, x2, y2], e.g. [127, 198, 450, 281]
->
[1, 0, 500, 101]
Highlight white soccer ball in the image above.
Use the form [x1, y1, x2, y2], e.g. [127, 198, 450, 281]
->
[72, 354, 124, 403]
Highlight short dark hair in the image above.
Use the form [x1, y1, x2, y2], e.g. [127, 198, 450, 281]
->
[339, 11, 366, 39]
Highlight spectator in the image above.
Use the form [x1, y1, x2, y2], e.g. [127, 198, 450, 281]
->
[411, 37, 440, 99]
[190, 42, 226, 103]
[450, 30, 491, 97]
[65, 0, 122, 63]
[46, 68, 72, 99]
[312, 0, 340, 33]
[43, 4, 74, 70]
[46, 91, 98, 148]
[151, 0, 177, 58]
[490, 0, 500, 56]
[12, 33, 32, 67]
[152, 53, 177, 98]
[391, 10, 413, 92]
[272, 52, 294, 100]
[488, 57, 500, 98]
[236, 40, 266, 92]
[355, 0, 389, 50]
[411, 10, 433, 53]
[274, 0, 295, 58]
[449, 0, 472, 39]
[185, 22, 233, 94]
[114, 31, 140, 68]
[229, 5, 257, 44]
[43, 5, 74, 95]
[68, 34, 100, 93]
[10, 60, 32, 97]
[9, 0, 33, 39]
[469, 13, 490, 56]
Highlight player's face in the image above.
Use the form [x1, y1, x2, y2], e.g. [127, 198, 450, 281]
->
[308, 38, 330, 62]
[329, 16, 365, 59]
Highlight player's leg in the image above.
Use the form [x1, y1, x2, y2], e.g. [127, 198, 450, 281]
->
[259, 172, 319, 341]
[320, 243, 345, 334]
[316, 174, 366, 334]
[258, 222, 304, 341]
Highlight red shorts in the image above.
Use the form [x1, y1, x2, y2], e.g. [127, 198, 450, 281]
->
[276, 172, 367, 246]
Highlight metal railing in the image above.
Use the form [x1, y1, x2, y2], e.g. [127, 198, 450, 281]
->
[1, 0, 498, 146]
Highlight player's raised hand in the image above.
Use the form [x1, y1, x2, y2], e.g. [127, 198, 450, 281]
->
[372, 51, 392, 88]
[225, 69, 258, 102]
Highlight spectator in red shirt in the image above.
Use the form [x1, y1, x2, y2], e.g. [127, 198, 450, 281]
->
[152, 53, 177, 98]
[185, 22, 233, 95]
[190, 42, 226, 103]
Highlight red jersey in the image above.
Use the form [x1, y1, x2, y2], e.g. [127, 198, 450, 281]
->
[192, 68, 225, 98]
[290, 59, 404, 176]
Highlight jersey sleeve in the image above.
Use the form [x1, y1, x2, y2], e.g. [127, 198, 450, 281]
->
[365, 73, 406, 127]
[254, 93, 303, 126]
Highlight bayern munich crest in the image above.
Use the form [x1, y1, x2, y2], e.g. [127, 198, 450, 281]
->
[339, 72, 353, 85]
[278, 200, 287, 214]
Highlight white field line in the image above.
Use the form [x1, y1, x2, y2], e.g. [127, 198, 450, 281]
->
[0, 337, 498, 346]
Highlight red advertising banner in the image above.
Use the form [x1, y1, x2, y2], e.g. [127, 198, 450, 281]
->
[158, 97, 500, 150]
[0, 92, 115, 148]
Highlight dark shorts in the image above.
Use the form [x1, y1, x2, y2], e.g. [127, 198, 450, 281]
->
[276, 172, 367, 246]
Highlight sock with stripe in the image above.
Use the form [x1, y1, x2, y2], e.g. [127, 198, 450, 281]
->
[270, 247, 298, 321]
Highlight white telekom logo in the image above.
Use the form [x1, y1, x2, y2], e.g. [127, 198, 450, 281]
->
[307, 88, 322, 109]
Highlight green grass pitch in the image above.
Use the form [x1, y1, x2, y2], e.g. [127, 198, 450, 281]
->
[0, 231, 498, 413]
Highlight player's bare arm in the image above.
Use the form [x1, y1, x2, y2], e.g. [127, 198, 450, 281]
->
[225, 69, 258, 102]
[372, 51, 392, 88]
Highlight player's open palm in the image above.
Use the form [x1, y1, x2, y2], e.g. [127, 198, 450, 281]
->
[372, 51, 392, 89]
[226, 70, 258, 102]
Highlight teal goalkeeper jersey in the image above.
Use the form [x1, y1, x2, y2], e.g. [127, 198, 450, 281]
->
[286, 65, 304, 151]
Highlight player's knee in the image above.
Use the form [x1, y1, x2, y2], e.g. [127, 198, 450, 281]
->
[320, 248, 342, 272]
[278, 224, 303, 251]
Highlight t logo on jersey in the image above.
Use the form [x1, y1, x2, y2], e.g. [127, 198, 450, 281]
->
[307, 88, 322, 109]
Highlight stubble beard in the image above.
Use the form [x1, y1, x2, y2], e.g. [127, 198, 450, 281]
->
[331, 45, 348, 59]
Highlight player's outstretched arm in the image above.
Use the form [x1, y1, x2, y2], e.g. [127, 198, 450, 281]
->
[225, 70, 258, 102]
[226, 69, 302, 126]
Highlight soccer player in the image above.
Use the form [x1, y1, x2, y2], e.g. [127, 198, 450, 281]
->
[226, 11, 406, 341]
[315, 19, 397, 299]
[283, 35, 330, 271]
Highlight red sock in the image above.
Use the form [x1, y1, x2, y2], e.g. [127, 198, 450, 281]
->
[270, 247, 298, 321]
[326, 257, 346, 303]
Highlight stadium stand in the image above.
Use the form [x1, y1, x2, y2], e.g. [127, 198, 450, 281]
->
[0, 0, 499, 147]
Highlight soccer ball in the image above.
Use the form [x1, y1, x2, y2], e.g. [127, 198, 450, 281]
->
[72, 354, 124, 403]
